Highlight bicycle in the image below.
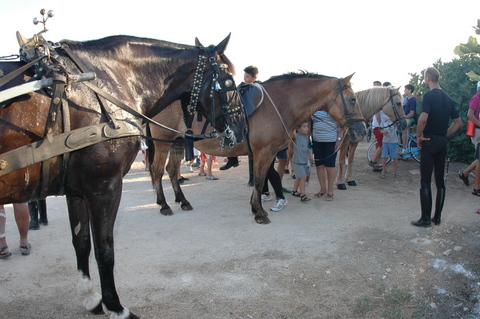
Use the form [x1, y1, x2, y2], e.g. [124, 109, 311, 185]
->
[367, 131, 421, 163]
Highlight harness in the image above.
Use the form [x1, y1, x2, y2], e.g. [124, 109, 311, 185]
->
[376, 89, 406, 129]
[0, 31, 245, 193]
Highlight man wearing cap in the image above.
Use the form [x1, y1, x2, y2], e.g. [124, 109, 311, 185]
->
[411, 67, 462, 227]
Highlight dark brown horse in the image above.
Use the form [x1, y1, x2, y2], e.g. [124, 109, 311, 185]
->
[147, 72, 366, 224]
[0, 34, 245, 318]
[335, 86, 406, 189]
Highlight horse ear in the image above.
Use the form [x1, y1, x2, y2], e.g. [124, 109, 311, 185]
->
[341, 73, 355, 86]
[216, 33, 231, 55]
[195, 37, 204, 47]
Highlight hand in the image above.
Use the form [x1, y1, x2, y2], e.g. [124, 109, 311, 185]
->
[417, 135, 430, 148]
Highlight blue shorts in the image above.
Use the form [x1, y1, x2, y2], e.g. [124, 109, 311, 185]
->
[381, 143, 398, 159]
[313, 141, 336, 167]
[277, 148, 288, 159]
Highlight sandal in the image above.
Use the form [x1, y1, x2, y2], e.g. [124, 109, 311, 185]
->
[459, 171, 470, 186]
[198, 172, 206, 176]
[20, 243, 31, 256]
[326, 194, 334, 201]
[206, 174, 219, 180]
[0, 245, 12, 259]
[314, 192, 325, 198]
[300, 195, 311, 202]
[380, 172, 386, 179]
[394, 172, 400, 178]
[472, 188, 480, 197]
[291, 191, 301, 197]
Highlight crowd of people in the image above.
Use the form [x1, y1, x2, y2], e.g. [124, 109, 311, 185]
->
[2, 65, 479, 260]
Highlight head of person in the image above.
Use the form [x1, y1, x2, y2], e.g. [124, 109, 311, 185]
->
[477, 81, 480, 92]
[243, 65, 259, 84]
[383, 81, 392, 87]
[404, 84, 415, 95]
[424, 67, 440, 87]
[373, 81, 382, 87]
[297, 120, 309, 134]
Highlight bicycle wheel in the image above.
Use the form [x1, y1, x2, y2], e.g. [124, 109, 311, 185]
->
[367, 141, 391, 164]
[408, 137, 421, 163]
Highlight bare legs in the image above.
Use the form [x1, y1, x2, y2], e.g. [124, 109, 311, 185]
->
[316, 165, 335, 197]
[0, 203, 30, 257]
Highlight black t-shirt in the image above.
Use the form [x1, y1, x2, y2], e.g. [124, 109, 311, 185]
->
[421, 88, 459, 137]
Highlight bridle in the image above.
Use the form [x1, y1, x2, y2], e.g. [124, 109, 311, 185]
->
[378, 89, 406, 129]
[183, 46, 244, 148]
[327, 78, 366, 129]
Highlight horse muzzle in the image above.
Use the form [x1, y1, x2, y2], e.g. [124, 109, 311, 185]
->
[348, 121, 367, 143]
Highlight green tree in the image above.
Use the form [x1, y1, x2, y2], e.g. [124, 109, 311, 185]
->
[454, 19, 480, 82]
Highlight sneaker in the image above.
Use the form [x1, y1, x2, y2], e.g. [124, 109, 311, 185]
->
[186, 165, 193, 172]
[270, 198, 288, 211]
[261, 193, 273, 202]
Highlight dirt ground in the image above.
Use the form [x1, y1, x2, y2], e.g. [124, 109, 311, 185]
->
[1, 141, 480, 319]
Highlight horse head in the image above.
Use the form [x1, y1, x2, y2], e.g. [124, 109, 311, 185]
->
[381, 86, 407, 131]
[185, 34, 246, 147]
[327, 74, 366, 143]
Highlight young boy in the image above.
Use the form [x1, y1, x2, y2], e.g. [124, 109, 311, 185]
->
[291, 121, 314, 201]
[380, 116, 400, 179]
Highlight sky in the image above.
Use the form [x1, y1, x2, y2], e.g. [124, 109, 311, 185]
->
[1, 0, 479, 92]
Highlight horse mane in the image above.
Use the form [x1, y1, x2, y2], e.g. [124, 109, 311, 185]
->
[355, 87, 393, 107]
[264, 70, 334, 83]
[60, 35, 236, 76]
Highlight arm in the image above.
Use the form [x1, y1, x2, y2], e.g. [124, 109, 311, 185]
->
[446, 117, 462, 138]
[468, 108, 480, 127]
[416, 112, 429, 148]
[406, 110, 415, 119]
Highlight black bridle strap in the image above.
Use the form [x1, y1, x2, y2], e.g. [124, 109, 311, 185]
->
[0, 56, 44, 88]
[81, 81, 229, 140]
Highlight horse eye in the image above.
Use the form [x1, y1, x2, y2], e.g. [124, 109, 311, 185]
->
[349, 98, 356, 104]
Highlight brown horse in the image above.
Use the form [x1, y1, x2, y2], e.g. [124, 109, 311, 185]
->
[0, 34, 245, 318]
[147, 72, 366, 224]
[335, 86, 406, 189]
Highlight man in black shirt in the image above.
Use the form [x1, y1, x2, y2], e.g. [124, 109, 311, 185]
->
[411, 67, 462, 227]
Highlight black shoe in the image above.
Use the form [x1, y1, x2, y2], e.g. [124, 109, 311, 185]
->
[219, 158, 239, 170]
[411, 219, 431, 227]
[29, 220, 40, 230]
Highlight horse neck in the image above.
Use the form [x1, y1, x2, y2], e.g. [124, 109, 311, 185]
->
[260, 78, 335, 129]
[357, 89, 390, 120]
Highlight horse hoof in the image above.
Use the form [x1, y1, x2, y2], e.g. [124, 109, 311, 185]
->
[181, 204, 193, 211]
[255, 216, 271, 224]
[347, 180, 357, 186]
[160, 208, 174, 216]
[337, 184, 347, 190]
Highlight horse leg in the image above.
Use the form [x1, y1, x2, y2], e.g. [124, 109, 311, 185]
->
[66, 196, 104, 315]
[346, 143, 359, 186]
[166, 142, 192, 211]
[251, 153, 275, 224]
[88, 178, 138, 319]
[336, 142, 347, 190]
[150, 142, 175, 215]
